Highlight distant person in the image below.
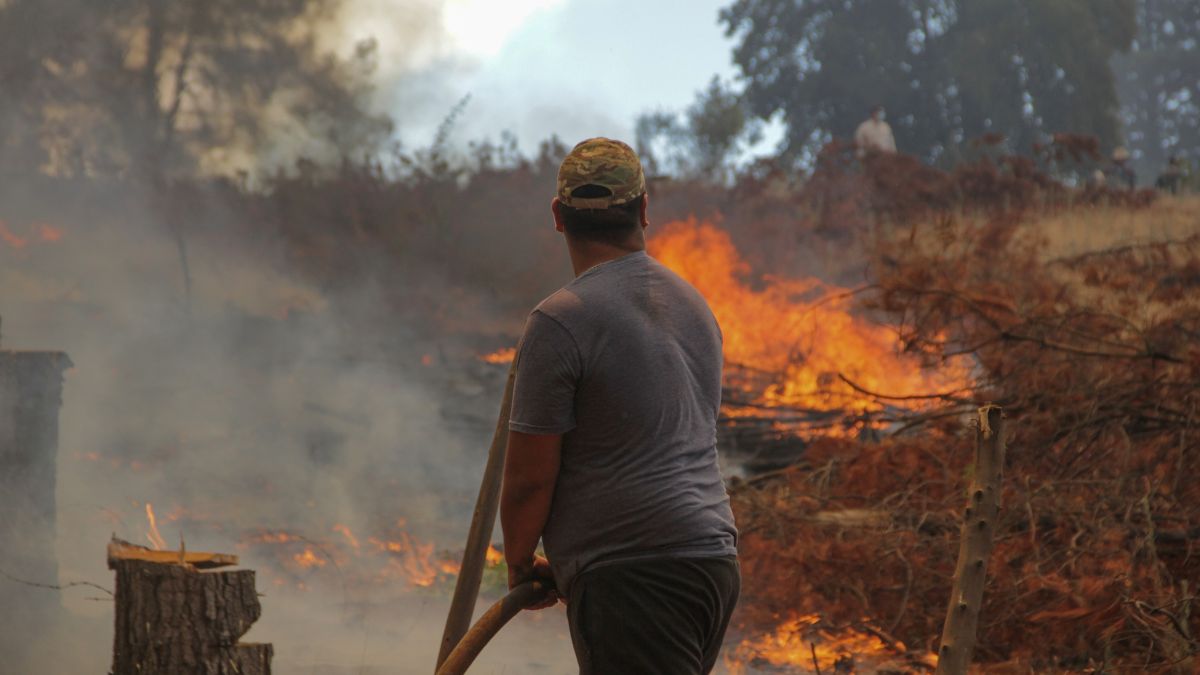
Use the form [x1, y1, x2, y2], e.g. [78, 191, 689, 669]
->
[1107, 146, 1137, 190]
[854, 105, 897, 158]
[1155, 154, 1186, 195]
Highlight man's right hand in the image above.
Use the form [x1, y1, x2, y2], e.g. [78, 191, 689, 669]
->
[507, 554, 559, 610]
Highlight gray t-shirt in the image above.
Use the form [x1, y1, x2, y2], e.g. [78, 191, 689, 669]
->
[509, 250, 738, 594]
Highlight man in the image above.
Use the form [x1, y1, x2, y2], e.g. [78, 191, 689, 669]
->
[854, 105, 897, 158]
[1108, 146, 1137, 190]
[500, 137, 739, 674]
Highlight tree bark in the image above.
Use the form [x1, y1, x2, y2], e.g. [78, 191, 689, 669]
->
[110, 557, 273, 675]
[935, 405, 1006, 675]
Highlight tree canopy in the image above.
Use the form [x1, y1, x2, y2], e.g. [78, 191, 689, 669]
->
[719, 0, 1137, 165]
[0, 0, 391, 180]
[1112, 0, 1200, 180]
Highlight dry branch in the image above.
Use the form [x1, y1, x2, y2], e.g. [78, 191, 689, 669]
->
[936, 405, 1006, 674]
[107, 537, 237, 569]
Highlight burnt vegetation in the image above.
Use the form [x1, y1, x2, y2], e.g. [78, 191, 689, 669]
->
[731, 148, 1199, 672]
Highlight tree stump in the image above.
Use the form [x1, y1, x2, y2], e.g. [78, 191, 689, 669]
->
[109, 539, 273, 675]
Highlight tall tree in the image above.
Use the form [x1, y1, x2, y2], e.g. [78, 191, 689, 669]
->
[719, 0, 1136, 165]
[635, 76, 759, 181]
[0, 0, 391, 179]
[1112, 0, 1200, 182]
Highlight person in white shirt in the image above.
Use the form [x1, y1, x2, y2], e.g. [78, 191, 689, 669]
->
[854, 105, 897, 158]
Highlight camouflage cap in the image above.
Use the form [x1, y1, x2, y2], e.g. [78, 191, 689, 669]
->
[557, 137, 647, 209]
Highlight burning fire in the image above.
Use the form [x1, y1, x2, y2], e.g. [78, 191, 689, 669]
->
[144, 503, 168, 550]
[293, 548, 327, 569]
[727, 614, 937, 673]
[0, 221, 27, 248]
[478, 346, 516, 364]
[0, 219, 65, 249]
[648, 220, 970, 435]
[37, 224, 64, 242]
[485, 545, 504, 566]
[240, 522, 506, 590]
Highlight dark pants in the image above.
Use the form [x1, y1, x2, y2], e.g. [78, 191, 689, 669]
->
[566, 556, 740, 675]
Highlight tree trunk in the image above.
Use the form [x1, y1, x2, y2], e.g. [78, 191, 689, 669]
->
[110, 556, 273, 675]
[935, 405, 1006, 675]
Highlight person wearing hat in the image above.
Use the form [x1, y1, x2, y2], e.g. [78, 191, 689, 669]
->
[1107, 146, 1137, 190]
[500, 137, 739, 674]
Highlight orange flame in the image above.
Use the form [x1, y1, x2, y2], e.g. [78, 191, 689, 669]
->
[485, 545, 504, 566]
[292, 547, 327, 569]
[0, 221, 64, 248]
[726, 614, 937, 673]
[248, 530, 301, 545]
[0, 221, 28, 249]
[240, 522, 482, 590]
[648, 220, 969, 434]
[369, 532, 450, 587]
[37, 224, 63, 243]
[478, 346, 516, 364]
[144, 503, 168, 550]
[333, 523, 360, 550]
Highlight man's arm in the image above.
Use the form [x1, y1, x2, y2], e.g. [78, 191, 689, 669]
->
[500, 430, 562, 595]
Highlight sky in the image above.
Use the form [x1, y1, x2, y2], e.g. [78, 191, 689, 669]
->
[337, 0, 742, 154]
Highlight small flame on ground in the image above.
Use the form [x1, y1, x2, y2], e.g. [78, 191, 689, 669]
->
[0, 221, 28, 249]
[333, 523, 360, 550]
[485, 545, 504, 566]
[37, 224, 64, 243]
[0, 220, 64, 248]
[238, 523, 504, 591]
[726, 614, 937, 674]
[250, 531, 301, 545]
[145, 503, 168, 550]
[293, 547, 327, 569]
[478, 346, 516, 364]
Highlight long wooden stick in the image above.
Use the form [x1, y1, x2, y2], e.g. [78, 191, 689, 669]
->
[935, 405, 1006, 675]
[436, 359, 518, 670]
[435, 581, 551, 675]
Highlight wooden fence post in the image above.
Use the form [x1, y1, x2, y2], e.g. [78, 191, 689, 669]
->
[936, 405, 1006, 675]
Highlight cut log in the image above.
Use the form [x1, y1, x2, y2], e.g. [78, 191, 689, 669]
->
[109, 538, 273, 675]
[935, 405, 1006, 675]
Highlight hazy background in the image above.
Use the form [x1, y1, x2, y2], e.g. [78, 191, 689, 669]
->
[0, 0, 1196, 672]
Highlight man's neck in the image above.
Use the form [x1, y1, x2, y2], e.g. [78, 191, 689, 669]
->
[566, 236, 645, 277]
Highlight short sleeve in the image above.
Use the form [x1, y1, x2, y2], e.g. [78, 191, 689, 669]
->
[509, 311, 582, 435]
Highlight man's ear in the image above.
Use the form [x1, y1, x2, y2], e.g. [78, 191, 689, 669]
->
[639, 192, 650, 230]
[551, 197, 565, 233]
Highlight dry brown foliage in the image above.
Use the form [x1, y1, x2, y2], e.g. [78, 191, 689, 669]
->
[731, 146, 1199, 671]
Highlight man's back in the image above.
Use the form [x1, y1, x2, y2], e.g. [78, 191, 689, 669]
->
[509, 250, 738, 594]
